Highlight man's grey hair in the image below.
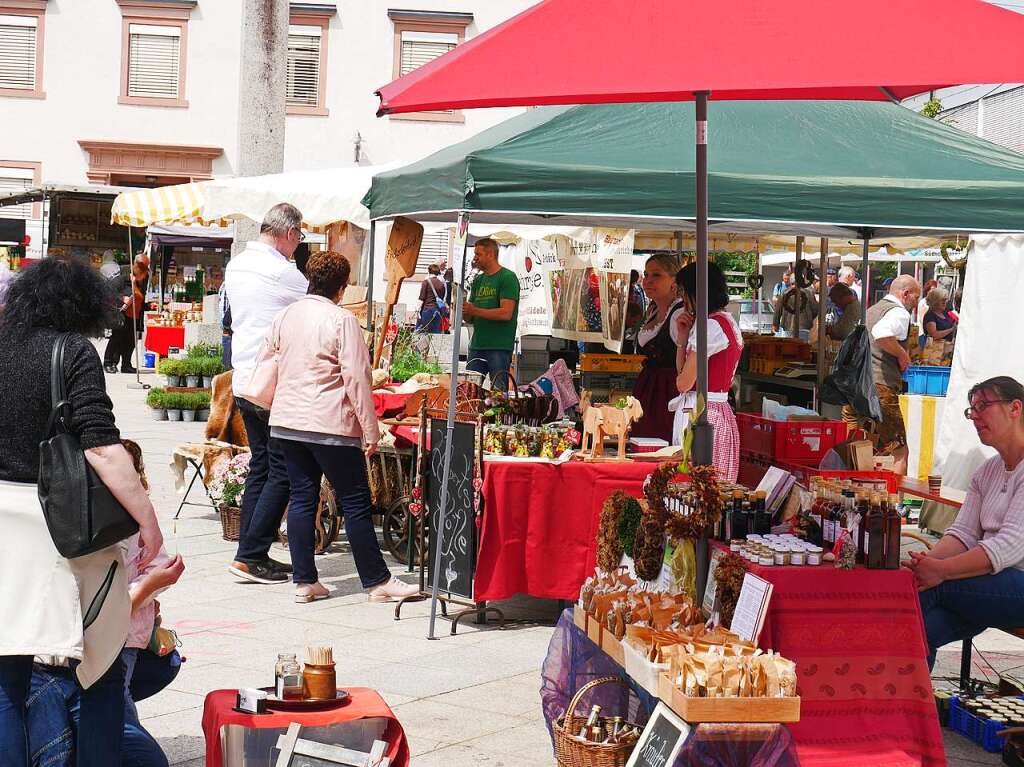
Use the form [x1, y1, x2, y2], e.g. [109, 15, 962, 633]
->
[837, 265, 857, 282]
[891, 274, 921, 296]
[260, 203, 303, 237]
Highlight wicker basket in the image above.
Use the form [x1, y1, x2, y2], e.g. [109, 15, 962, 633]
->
[553, 676, 639, 767]
[219, 505, 241, 541]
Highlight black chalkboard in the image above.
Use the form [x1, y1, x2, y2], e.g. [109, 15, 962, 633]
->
[426, 418, 477, 600]
[626, 702, 689, 767]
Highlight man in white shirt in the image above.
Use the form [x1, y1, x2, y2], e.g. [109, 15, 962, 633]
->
[226, 203, 308, 584]
[842, 275, 921, 475]
[838, 265, 862, 300]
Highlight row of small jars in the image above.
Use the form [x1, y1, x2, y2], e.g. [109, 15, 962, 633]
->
[729, 538, 824, 566]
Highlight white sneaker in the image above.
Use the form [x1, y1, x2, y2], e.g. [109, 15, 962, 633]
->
[366, 576, 420, 603]
[295, 582, 330, 603]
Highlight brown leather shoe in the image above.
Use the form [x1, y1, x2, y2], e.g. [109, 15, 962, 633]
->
[228, 560, 288, 584]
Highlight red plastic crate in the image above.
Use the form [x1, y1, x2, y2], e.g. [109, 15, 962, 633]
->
[736, 413, 847, 464]
[738, 451, 771, 487]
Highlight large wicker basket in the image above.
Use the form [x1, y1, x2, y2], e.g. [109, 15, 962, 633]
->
[219, 505, 241, 541]
[553, 676, 640, 767]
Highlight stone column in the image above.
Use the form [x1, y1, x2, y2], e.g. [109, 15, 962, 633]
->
[233, 0, 289, 253]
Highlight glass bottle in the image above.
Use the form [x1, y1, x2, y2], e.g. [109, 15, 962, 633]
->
[866, 493, 886, 569]
[856, 491, 870, 564]
[275, 653, 303, 700]
[884, 493, 902, 569]
[730, 490, 747, 540]
[753, 490, 771, 535]
[579, 704, 602, 738]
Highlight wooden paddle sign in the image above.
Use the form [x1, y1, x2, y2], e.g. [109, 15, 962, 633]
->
[373, 216, 424, 368]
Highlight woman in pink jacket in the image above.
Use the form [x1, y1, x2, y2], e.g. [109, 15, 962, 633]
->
[268, 251, 418, 604]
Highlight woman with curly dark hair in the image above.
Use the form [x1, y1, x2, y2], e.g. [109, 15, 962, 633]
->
[265, 251, 417, 605]
[0, 258, 163, 766]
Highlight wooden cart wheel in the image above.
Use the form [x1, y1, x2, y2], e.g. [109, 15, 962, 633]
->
[381, 495, 421, 566]
[315, 479, 341, 555]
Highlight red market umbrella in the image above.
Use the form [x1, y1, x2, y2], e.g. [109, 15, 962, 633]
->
[376, 0, 1024, 461]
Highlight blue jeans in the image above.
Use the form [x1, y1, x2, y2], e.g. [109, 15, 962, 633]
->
[467, 349, 512, 392]
[234, 397, 290, 563]
[28, 652, 167, 767]
[416, 307, 444, 333]
[920, 567, 1024, 669]
[129, 650, 180, 704]
[279, 440, 391, 589]
[0, 655, 32, 765]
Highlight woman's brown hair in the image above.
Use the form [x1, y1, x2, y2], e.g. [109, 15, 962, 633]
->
[121, 438, 149, 491]
[306, 250, 352, 299]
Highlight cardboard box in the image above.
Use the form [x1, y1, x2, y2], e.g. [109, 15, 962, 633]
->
[580, 354, 645, 373]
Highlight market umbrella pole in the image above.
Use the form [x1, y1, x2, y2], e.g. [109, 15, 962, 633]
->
[691, 91, 712, 468]
[861, 234, 871, 323]
[427, 212, 472, 641]
[817, 238, 829, 406]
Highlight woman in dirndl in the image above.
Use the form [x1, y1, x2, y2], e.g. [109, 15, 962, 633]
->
[630, 253, 686, 441]
[670, 262, 744, 482]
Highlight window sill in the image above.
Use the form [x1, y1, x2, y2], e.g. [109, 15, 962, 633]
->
[286, 105, 329, 117]
[118, 95, 189, 108]
[0, 88, 45, 100]
[389, 111, 464, 124]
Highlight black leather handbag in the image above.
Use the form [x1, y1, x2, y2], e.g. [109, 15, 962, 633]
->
[37, 333, 139, 558]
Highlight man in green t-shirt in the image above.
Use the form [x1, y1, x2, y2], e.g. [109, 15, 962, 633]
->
[464, 237, 519, 391]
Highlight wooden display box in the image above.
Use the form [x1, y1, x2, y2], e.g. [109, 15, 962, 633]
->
[587, 616, 604, 647]
[657, 673, 800, 723]
[600, 630, 625, 667]
[573, 604, 588, 633]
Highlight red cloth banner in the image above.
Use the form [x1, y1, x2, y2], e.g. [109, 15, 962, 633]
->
[710, 542, 945, 766]
[202, 688, 410, 767]
[476, 460, 655, 601]
[144, 325, 185, 358]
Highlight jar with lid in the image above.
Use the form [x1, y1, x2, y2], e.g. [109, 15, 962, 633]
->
[275, 653, 303, 700]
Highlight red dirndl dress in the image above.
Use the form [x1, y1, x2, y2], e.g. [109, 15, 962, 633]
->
[631, 302, 685, 441]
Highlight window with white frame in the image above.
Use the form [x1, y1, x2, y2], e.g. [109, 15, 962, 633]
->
[415, 230, 452, 275]
[399, 30, 456, 77]
[0, 165, 34, 219]
[0, 14, 38, 91]
[286, 24, 322, 107]
[127, 24, 181, 100]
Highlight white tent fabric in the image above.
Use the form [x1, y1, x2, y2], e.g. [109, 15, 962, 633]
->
[932, 234, 1024, 495]
[759, 248, 941, 267]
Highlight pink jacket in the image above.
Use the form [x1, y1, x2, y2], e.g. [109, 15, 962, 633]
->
[268, 295, 379, 444]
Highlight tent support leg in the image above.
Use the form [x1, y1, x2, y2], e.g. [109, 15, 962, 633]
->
[426, 212, 471, 641]
[860, 233, 872, 323]
[691, 90, 712, 469]
[817, 238, 829, 408]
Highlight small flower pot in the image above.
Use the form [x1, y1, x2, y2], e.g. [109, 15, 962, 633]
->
[164, 375, 181, 388]
[185, 375, 201, 388]
[182, 409, 197, 423]
[166, 409, 183, 422]
[150, 408, 167, 421]
[196, 408, 211, 422]
[202, 376, 214, 389]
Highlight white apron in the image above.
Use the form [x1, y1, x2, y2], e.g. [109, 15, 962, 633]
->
[0, 480, 129, 688]
[669, 391, 730, 445]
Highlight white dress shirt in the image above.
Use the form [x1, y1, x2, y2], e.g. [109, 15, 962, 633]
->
[225, 240, 308, 396]
[870, 293, 911, 342]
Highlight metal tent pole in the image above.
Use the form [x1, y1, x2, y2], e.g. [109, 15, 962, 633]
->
[366, 220, 376, 336]
[817, 237, 829, 410]
[792, 236, 804, 338]
[691, 90, 712, 467]
[427, 211, 471, 641]
[860, 233, 872, 323]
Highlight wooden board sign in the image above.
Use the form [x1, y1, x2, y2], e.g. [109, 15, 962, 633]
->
[384, 217, 423, 304]
[625, 702, 689, 767]
[426, 418, 478, 600]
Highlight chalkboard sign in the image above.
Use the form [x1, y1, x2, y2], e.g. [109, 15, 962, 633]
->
[626, 702, 690, 767]
[426, 418, 478, 600]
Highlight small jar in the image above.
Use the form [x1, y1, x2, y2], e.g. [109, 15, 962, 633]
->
[791, 550, 806, 566]
[730, 540, 741, 552]
[807, 550, 821, 566]
[773, 549, 787, 566]
[758, 554, 774, 566]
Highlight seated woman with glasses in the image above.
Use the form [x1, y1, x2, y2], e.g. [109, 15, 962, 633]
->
[906, 376, 1024, 669]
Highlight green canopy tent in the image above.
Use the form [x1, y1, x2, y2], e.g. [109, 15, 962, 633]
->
[365, 99, 1024, 236]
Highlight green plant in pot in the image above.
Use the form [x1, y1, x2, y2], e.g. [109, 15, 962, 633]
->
[165, 391, 185, 421]
[193, 390, 212, 422]
[181, 358, 203, 389]
[157, 358, 184, 387]
[187, 342, 221, 359]
[145, 387, 168, 421]
[198, 356, 224, 388]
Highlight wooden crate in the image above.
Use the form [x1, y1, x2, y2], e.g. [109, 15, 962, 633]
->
[657, 673, 800, 723]
[587, 617, 603, 647]
[600, 631, 625, 667]
[573, 605, 588, 633]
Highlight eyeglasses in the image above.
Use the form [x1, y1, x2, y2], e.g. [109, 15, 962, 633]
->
[292, 227, 306, 243]
[964, 400, 1012, 419]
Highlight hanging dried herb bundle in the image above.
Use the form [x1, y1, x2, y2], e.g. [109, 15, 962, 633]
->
[618, 497, 643, 557]
[597, 491, 629, 571]
[665, 463, 723, 540]
[632, 501, 666, 581]
[713, 552, 748, 627]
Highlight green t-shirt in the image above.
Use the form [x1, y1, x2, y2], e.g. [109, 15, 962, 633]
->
[468, 267, 520, 351]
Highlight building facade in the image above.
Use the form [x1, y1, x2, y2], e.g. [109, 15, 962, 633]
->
[0, 0, 533, 253]
[902, 85, 1024, 154]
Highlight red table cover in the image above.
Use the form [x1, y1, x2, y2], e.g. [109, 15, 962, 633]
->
[373, 392, 412, 419]
[476, 460, 656, 601]
[710, 542, 945, 767]
[144, 325, 185, 358]
[202, 688, 410, 767]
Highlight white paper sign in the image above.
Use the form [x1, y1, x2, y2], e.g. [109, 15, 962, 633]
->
[729, 572, 774, 644]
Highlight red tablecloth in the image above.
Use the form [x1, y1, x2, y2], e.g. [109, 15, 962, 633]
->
[710, 542, 945, 767]
[144, 325, 185, 357]
[202, 688, 409, 767]
[476, 460, 656, 601]
[373, 392, 412, 418]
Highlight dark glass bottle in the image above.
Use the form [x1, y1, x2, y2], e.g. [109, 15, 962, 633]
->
[730, 490, 747, 540]
[753, 490, 771, 535]
[856, 491, 870, 564]
[866, 493, 886, 569]
[884, 493, 901, 569]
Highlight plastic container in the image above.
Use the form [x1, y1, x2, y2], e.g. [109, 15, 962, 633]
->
[948, 696, 1024, 752]
[904, 365, 951, 396]
[736, 413, 848, 463]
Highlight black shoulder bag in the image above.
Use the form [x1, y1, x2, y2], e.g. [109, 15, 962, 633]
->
[37, 333, 139, 559]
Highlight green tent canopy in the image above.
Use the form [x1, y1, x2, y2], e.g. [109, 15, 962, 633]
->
[364, 100, 1024, 237]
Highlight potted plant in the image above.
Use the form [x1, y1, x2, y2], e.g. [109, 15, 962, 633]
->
[208, 452, 250, 541]
[182, 359, 202, 389]
[165, 392, 184, 421]
[194, 391, 212, 422]
[157, 358, 184, 387]
[199, 356, 225, 388]
[145, 388, 167, 421]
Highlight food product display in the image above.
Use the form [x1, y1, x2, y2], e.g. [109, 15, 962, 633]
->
[579, 571, 702, 641]
[482, 421, 576, 458]
[669, 646, 798, 699]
